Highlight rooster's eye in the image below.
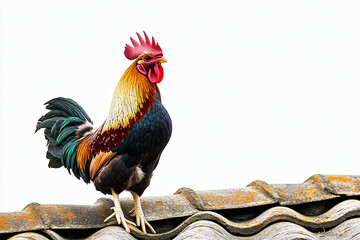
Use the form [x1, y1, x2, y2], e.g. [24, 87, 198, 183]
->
[144, 56, 151, 61]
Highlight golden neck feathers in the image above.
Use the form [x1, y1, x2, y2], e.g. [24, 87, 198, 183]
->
[103, 61, 157, 132]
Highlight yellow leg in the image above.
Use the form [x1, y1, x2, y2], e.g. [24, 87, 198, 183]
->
[104, 188, 136, 233]
[130, 191, 156, 234]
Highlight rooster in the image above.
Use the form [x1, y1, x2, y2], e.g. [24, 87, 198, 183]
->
[35, 32, 172, 233]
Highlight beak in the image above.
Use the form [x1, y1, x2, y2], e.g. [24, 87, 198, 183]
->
[158, 57, 167, 63]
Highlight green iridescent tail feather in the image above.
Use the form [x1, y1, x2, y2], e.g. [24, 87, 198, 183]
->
[36, 97, 93, 182]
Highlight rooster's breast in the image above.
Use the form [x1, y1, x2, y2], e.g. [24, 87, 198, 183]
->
[128, 97, 172, 157]
[93, 96, 172, 196]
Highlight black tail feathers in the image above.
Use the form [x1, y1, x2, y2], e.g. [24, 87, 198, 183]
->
[36, 97, 93, 168]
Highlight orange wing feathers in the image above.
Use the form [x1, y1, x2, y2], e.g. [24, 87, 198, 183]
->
[89, 151, 117, 180]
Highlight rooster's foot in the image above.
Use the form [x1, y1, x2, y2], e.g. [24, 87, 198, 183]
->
[130, 191, 156, 234]
[104, 188, 135, 233]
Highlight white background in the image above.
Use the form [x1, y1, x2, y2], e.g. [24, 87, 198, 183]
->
[0, 0, 359, 212]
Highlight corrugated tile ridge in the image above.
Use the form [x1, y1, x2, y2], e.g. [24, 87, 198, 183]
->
[11, 217, 360, 240]
[173, 218, 360, 240]
[176, 174, 360, 211]
[2, 174, 360, 238]
[130, 199, 360, 239]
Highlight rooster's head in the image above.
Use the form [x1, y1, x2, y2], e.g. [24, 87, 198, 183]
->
[124, 31, 166, 83]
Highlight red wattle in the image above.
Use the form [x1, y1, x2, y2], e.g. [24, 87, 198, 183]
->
[148, 67, 157, 83]
[157, 64, 164, 83]
[143, 63, 164, 83]
[148, 63, 164, 83]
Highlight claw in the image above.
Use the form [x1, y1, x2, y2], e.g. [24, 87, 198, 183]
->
[104, 210, 116, 223]
[105, 207, 136, 226]
[129, 207, 136, 217]
[130, 191, 156, 234]
[104, 188, 136, 233]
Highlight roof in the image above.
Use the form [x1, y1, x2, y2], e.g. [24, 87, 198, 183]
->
[2, 174, 360, 239]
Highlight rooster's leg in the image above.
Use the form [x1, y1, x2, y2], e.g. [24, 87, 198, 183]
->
[129, 191, 156, 234]
[104, 188, 135, 233]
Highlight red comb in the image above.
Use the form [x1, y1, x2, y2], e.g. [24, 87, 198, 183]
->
[124, 31, 163, 60]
